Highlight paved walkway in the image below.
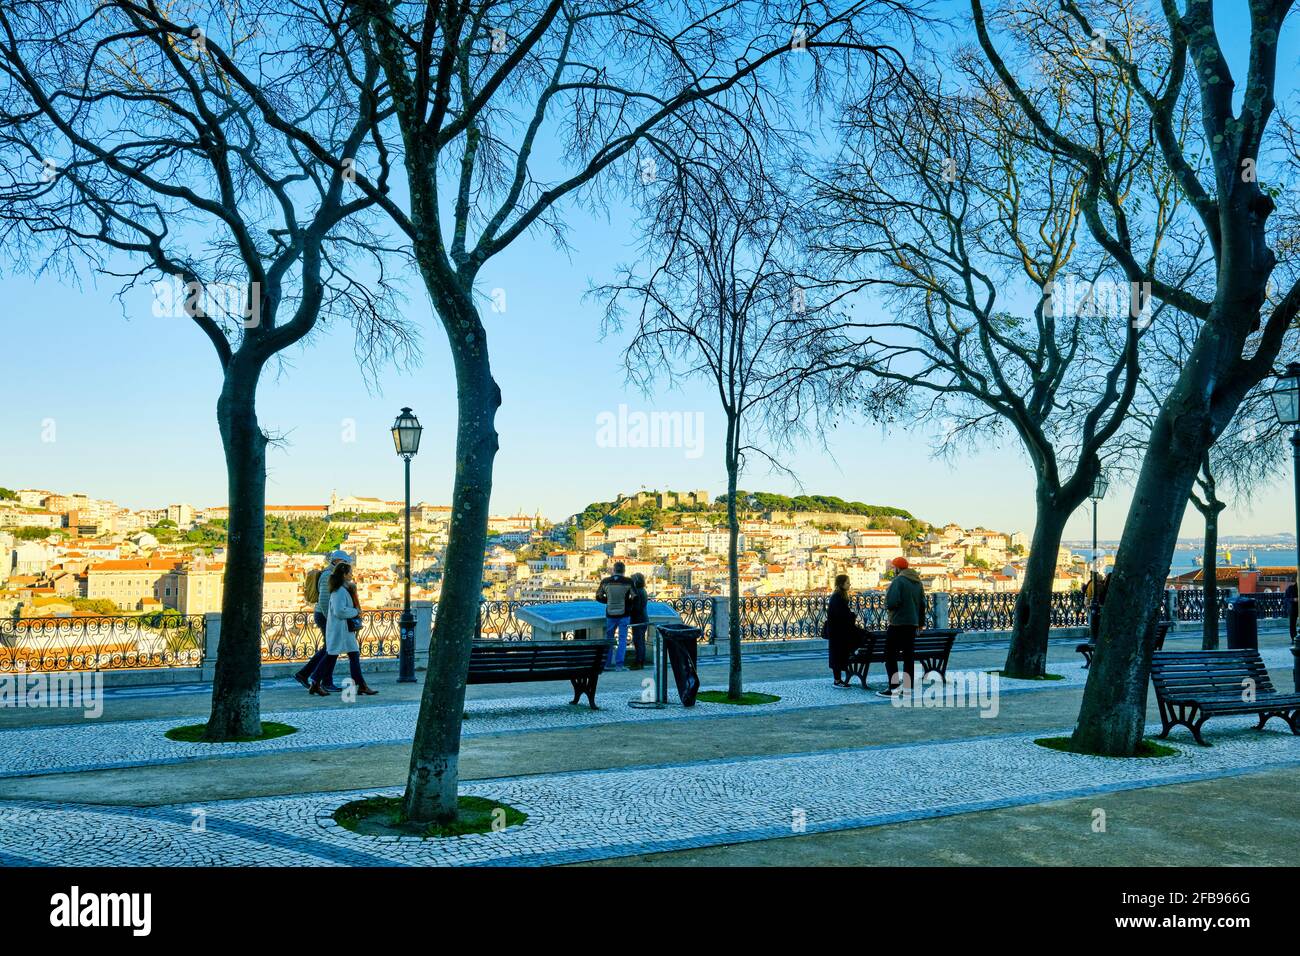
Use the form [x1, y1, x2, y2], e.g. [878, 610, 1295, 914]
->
[0, 716, 1294, 866]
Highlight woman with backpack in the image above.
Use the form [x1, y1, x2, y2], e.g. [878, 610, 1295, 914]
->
[309, 561, 379, 697]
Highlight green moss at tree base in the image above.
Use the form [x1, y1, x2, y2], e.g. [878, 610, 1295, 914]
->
[1034, 736, 1178, 758]
[696, 690, 781, 705]
[165, 721, 298, 743]
[334, 795, 527, 838]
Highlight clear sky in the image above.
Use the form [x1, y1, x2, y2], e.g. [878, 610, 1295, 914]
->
[3, 3, 1297, 545]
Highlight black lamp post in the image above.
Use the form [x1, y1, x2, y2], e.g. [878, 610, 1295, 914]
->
[1269, 363, 1300, 689]
[1088, 473, 1109, 640]
[392, 407, 423, 683]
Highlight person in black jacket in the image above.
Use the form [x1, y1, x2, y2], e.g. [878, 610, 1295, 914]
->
[627, 572, 649, 670]
[824, 574, 862, 687]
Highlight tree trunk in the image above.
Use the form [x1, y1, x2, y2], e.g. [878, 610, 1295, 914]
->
[1202, 507, 1221, 650]
[1071, 402, 1206, 755]
[204, 367, 268, 740]
[1003, 490, 1072, 678]
[725, 420, 742, 700]
[402, 285, 500, 824]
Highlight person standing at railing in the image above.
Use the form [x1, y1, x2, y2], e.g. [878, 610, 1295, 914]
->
[823, 574, 863, 687]
[627, 572, 650, 670]
[595, 561, 635, 670]
[294, 550, 351, 692]
[880, 557, 926, 698]
[309, 561, 378, 697]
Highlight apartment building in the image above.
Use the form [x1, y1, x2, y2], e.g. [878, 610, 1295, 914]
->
[85, 558, 181, 610]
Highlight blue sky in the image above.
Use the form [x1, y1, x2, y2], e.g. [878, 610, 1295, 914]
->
[2, 3, 1297, 543]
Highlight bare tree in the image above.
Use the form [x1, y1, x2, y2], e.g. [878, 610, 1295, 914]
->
[793, 44, 1179, 677]
[972, 0, 1300, 754]
[1113, 305, 1297, 648]
[132, 0, 928, 821]
[596, 167, 810, 701]
[0, 0, 410, 738]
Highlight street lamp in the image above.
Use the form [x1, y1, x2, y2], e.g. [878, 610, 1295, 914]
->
[1088, 473, 1109, 640]
[1269, 363, 1300, 686]
[392, 407, 423, 683]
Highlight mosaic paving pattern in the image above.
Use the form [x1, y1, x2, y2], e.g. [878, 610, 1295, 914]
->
[0, 717, 1295, 866]
[2, 646, 1293, 779]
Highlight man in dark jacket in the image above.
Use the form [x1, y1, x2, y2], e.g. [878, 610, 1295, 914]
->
[880, 556, 926, 697]
[596, 561, 636, 669]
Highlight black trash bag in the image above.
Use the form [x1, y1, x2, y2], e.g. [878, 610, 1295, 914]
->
[658, 624, 702, 707]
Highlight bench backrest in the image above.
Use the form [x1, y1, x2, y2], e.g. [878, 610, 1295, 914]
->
[468, 640, 611, 677]
[858, 629, 958, 656]
[1151, 649, 1277, 699]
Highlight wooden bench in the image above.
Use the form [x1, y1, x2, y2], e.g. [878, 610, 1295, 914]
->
[1151, 649, 1300, 746]
[1078, 620, 1169, 668]
[466, 640, 612, 709]
[845, 629, 960, 689]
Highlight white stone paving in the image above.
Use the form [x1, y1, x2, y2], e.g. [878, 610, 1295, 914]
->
[0, 716, 1295, 866]
[1, 645, 1293, 780]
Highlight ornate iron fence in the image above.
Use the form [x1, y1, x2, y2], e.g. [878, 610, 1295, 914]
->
[736, 595, 826, 641]
[667, 596, 714, 642]
[0, 615, 206, 672]
[474, 600, 544, 640]
[1251, 591, 1290, 619]
[947, 592, 1017, 631]
[260, 610, 401, 661]
[1174, 588, 1231, 622]
[732, 592, 932, 642]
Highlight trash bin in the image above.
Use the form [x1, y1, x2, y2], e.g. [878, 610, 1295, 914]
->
[657, 624, 701, 707]
[1225, 596, 1258, 651]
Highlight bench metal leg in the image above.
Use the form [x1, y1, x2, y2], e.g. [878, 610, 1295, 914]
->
[846, 660, 870, 688]
[1189, 710, 1211, 746]
[1255, 709, 1300, 735]
[1157, 700, 1210, 745]
[570, 676, 599, 710]
[1079, 646, 1093, 669]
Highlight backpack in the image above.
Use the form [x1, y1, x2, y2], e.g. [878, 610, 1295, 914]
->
[303, 567, 321, 605]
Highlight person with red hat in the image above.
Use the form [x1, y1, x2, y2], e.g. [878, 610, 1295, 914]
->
[881, 555, 926, 697]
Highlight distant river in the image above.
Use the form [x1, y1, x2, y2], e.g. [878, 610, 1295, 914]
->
[1072, 547, 1297, 570]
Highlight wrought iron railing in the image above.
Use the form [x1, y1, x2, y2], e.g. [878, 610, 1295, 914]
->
[0, 614, 206, 672]
[947, 592, 1018, 630]
[667, 596, 714, 642]
[1174, 588, 1231, 622]
[732, 592, 933, 642]
[474, 600, 544, 640]
[1249, 591, 1290, 619]
[260, 610, 401, 661]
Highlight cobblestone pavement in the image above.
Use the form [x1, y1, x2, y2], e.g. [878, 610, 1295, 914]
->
[2, 646, 1293, 780]
[0, 715, 1295, 866]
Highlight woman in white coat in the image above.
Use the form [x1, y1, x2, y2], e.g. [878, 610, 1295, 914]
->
[309, 562, 379, 697]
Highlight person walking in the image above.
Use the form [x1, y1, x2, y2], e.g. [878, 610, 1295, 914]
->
[627, 572, 650, 670]
[309, 561, 379, 697]
[595, 561, 635, 670]
[294, 549, 350, 691]
[880, 556, 926, 698]
[824, 574, 862, 687]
